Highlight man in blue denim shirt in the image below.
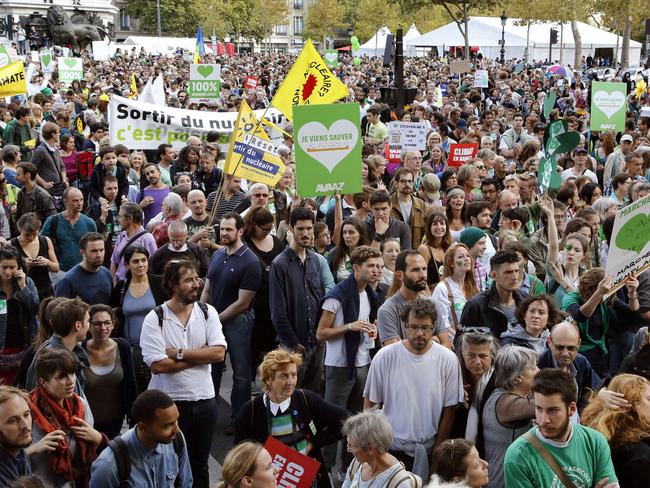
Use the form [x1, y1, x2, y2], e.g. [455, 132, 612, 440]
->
[90, 389, 192, 488]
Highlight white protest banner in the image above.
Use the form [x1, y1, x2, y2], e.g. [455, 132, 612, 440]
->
[58, 57, 83, 85]
[474, 70, 488, 88]
[604, 193, 650, 297]
[92, 40, 112, 61]
[189, 64, 221, 104]
[388, 122, 427, 152]
[109, 95, 286, 150]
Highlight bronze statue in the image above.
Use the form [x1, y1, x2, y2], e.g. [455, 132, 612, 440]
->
[47, 5, 111, 54]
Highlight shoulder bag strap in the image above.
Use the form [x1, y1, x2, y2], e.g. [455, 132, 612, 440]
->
[523, 431, 576, 488]
[118, 230, 147, 262]
[443, 279, 459, 328]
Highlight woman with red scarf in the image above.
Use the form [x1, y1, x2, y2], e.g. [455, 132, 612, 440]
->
[28, 348, 105, 488]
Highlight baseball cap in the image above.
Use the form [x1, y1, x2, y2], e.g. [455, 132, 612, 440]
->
[574, 147, 588, 154]
[99, 94, 110, 102]
[456, 119, 468, 129]
[620, 134, 634, 143]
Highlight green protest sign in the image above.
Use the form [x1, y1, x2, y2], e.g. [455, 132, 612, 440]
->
[324, 50, 339, 68]
[0, 46, 10, 68]
[40, 50, 53, 74]
[189, 63, 221, 104]
[590, 81, 626, 132]
[58, 57, 83, 85]
[294, 103, 362, 196]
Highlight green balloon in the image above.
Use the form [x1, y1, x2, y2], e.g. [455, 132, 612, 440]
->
[350, 36, 359, 44]
[354, 57, 361, 66]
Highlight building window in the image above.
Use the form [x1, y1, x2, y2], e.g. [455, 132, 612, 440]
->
[275, 24, 288, 35]
[119, 9, 130, 29]
[293, 16, 303, 36]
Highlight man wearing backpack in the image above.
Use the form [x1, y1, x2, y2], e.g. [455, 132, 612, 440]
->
[89, 389, 193, 487]
[140, 260, 227, 488]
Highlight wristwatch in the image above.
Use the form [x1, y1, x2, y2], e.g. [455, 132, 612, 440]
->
[374, 233, 385, 242]
[176, 349, 184, 361]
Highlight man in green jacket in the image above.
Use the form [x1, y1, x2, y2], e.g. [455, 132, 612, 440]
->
[4, 107, 33, 162]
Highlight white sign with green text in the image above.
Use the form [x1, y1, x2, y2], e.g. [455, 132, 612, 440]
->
[58, 57, 83, 85]
[189, 64, 221, 104]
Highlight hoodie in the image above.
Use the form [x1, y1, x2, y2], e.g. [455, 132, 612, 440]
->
[500, 323, 550, 355]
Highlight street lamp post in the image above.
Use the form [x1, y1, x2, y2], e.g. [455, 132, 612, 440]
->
[156, 0, 162, 37]
[500, 11, 507, 64]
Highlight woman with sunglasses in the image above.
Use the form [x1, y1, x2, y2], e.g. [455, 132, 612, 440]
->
[81, 304, 137, 439]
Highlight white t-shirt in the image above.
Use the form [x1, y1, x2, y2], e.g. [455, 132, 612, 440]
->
[363, 341, 464, 454]
[431, 278, 467, 331]
[398, 199, 412, 225]
[561, 167, 598, 183]
[140, 302, 227, 401]
[322, 293, 372, 367]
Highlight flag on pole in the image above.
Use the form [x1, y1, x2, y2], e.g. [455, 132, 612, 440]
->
[224, 101, 286, 186]
[194, 26, 205, 64]
[129, 73, 138, 99]
[271, 39, 349, 121]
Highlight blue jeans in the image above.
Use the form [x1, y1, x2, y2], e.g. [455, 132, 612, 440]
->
[608, 330, 635, 377]
[176, 398, 217, 488]
[211, 311, 253, 422]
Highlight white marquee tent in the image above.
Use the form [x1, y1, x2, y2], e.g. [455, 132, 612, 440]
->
[357, 27, 392, 57]
[406, 17, 641, 66]
[120, 36, 214, 55]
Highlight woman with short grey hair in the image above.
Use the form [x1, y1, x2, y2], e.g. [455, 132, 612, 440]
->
[481, 346, 539, 488]
[342, 410, 421, 488]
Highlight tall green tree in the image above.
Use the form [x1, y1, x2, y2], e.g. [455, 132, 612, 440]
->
[304, 0, 346, 47]
[127, 0, 203, 37]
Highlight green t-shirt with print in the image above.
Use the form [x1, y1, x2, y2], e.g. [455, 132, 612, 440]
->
[504, 425, 618, 488]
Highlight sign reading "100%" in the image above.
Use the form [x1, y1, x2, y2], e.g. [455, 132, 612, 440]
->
[189, 63, 221, 104]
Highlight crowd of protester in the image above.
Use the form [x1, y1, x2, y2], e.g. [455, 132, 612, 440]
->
[0, 44, 649, 488]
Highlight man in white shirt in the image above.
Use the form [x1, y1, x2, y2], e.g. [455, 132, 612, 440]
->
[140, 260, 227, 488]
[364, 298, 463, 478]
[561, 148, 598, 183]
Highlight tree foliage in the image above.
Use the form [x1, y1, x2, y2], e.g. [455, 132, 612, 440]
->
[304, 0, 346, 45]
[127, 0, 203, 37]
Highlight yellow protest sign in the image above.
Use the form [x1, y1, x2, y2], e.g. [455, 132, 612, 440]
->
[224, 101, 286, 186]
[0, 61, 27, 97]
[271, 39, 349, 121]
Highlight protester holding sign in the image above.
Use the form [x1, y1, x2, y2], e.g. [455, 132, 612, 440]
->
[234, 349, 349, 488]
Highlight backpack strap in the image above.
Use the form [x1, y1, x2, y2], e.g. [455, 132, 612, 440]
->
[443, 279, 459, 328]
[197, 301, 209, 321]
[172, 433, 186, 487]
[523, 431, 576, 488]
[107, 437, 131, 488]
[155, 305, 164, 328]
[385, 464, 422, 488]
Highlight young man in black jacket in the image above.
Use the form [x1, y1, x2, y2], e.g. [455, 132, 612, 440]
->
[88, 146, 130, 205]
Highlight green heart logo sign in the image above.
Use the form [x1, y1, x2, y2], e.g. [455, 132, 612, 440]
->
[0, 301, 6, 313]
[543, 91, 557, 119]
[64, 58, 78, 68]
[197, 65, 214, 78]
[538, 155, 561, 190]
[0, 53, 8, 68]
[615, 213, 650, 253]
[41, 53, 51, 66]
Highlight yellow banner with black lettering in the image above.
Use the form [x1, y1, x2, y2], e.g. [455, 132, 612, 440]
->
[0, 61, 27, 97]
[224, 100, 286, 186]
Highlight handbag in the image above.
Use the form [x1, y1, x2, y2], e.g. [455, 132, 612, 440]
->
[523, 431, 576, 488]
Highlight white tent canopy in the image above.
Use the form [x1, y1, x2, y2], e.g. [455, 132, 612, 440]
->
[120, 36, 213, 55]
[358, 27, 391, 57]
[403, 24, 421, 42]
[406, 17, 641, 66]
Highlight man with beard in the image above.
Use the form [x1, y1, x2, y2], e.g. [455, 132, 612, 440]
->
[269, 208, 325, 392]
[184, 190, 219, 256]
[504, 369, 618, 488]
[364, 299, 463, 476]
[89, 389, 192, 487]
[139, 163, 171, 227]
[201, 212, 260, 432]
[377, 250, 451, 348]
[0, 385, 65, 484]
[141, 260, 227, 488]
[55, 232, 113, 305]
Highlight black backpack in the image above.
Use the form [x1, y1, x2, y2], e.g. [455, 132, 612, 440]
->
[108, 432, 186, 487]
[154, 302, 209, 327]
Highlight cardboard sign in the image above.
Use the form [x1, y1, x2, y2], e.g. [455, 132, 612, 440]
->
[473, 69, 488, 88]
[388, 122, 427, 163]
[294, 102, 362, 196]
[265, 436, 321, 488]
[244, 76, 260, 90]
[450, 59, 471, 74]
[604, 193, 650, 297]
[40, 50, 53, 74]
[590, 81, 627, 132]
[324, 49, 340, 68]
[58, 57, 83, 85]
[189, 63, 221, 104]
[447, 143, 478, 167]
